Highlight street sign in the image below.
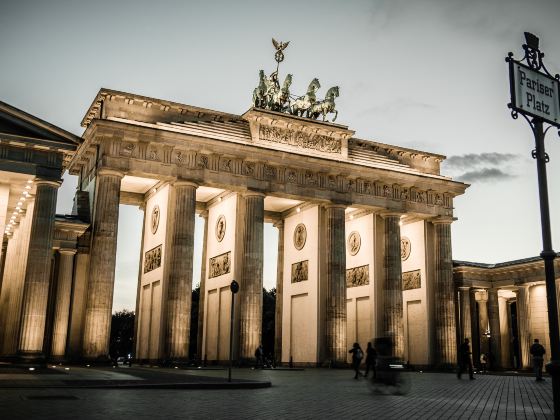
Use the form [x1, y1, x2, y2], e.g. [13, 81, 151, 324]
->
[509, 60, 560, 126]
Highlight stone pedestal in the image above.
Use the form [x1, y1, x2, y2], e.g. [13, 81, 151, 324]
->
[274, 220, 284, 363]
[165, 181, 197, 360]
[18, 180, 60, 361]
[82, 169, 123, 360]
[382, 213, 403, 358]
[196, 211, 208, 360]
[51, 249, 77, 359]
[325, 204, 347, 364]
[238, 192, 264, 360]
[487, 288, 501, 369]
[458, 287, 472, 344]
[432, 218, 457, 366]
[516, 286, 531, 368]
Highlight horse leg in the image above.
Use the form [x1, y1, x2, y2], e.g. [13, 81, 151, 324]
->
[332, 110, 338, 122]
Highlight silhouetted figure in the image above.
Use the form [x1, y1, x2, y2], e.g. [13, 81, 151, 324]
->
[349, 342, 363, 379]
[479, 353, 488, 373]
[457, 338, 474, 380]
[364, 342, 377, 378]
[530, 338, 546, 381]
[255, 345, 264, 369]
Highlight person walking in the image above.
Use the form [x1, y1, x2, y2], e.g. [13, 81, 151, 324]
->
[349, 342, 364, 379]
[530, 338, 546, 381]
[254, 345, 264, 369]
[364, 342, 377, 379]
[457, 338, 474, 380]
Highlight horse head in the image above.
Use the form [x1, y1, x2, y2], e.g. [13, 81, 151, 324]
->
[326, 86, 339, 99]
[307, 78, 321, 93]
[283, 74, 293, 88]
[258, 69, 265, 81]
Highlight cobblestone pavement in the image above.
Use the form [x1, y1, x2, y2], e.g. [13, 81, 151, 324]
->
[0, 368, 553, 419]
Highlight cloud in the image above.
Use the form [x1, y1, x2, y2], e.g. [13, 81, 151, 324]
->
[456, 168, 515, 183]
[444, 152, 519, 170]
[358, 98, 436, 117]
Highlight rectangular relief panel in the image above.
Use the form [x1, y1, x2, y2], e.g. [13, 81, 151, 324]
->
[403, 269, 421, 291]
[291, 260, 308, 283]
[346, 264, 369, 287]
[144, 245, 162, 274]
[208, 251, 231, 279]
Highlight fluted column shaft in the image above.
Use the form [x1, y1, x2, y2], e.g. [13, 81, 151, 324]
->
[382, 214, 403, 358]
[82, 169, 123, 359]
[498, 296, 511, 368]
[18, 180, 60, 358]
[432, 219, 457, 366]
[239, 192, 264, 360]
[487, 288, 501, 368]
[459, 287, 472, 343]
[165, 182, 197, 359]
[325, 205, 347, 364]
[274, 220, 284, 362]
[197, 211, 209, 359]
[516, 286, 531, 368]
[470, 290, 481, 366]
[0, 230, 20, 353]
[51, 249, 77, 358]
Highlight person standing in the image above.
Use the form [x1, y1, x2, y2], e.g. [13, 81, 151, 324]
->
[530, 338, 546, 381]
[349, 342, 364, 379]
[364, 342, 377, 379]
[254, 345, 264, 369]
[457, 338, 474, 380]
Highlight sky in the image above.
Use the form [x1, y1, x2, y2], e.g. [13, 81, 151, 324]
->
[2, 0, 560, 311]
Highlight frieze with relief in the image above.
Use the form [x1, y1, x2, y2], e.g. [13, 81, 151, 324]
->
[403, 269, 421, 290]
[144, 245, 162, 273]
[291, 260, 308, 283]
[346, 265, 369, 287]
[209, 251, 231, 278]
[258, 126, 341, 154]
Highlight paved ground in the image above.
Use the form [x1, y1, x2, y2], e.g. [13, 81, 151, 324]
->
[0, 366, 553, 419]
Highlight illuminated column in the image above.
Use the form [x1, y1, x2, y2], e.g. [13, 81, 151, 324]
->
[498, 295, 511, 368]
[487, 288, 501, 368]
[51, 249, 77, 359]
[470, 289, 481, 366]
[477, 290, 489, 358]
[239, 192, 264, 360]
[196, 210, 209, 359]
[0, 228, 21, 353]
[325, 204, 347, 364]
[516, 286, 532, 368]
[82, 169, 123, 359]
[458, 287, 472, 343]
[382, 213, 403, 358]
[18, 180, 60, 360]
[273, 220, 284, 362]
[165, 181, 197, 360]
[432, 217, 457, 366]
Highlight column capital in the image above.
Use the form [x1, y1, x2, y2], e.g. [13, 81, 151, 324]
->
[97, 168, 125, 178]
[273, 220, 284, 229]
[173, 179, 198, 189]
[458, 286, 472, 291]
[379, 211, 403, 219]
[35, 179, 62, 188]
[242, 190, 266, 198]
[324, 203, 347, 210]
[199, 209, 209, 219]
[431, 216, 456, 225]
[58, 248, 77, 256]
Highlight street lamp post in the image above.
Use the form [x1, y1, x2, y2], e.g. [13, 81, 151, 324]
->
[228, 280, 239, 383]
[506, 32, 560, 416]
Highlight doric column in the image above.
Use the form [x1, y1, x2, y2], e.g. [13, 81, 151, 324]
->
[0, 230, 20, 353]
[196, 210, 209, 360]
[165, 181, 197, 360]
[51, 249, 77, 359]
[432, 217, 457, 366]
[82, 169, 123, 359]
[18, 180, 60, 360]
[239, 192, 264, 360]
[516, 286, 531, 368]
[487, 288, 501, 369]
[469, 289, 481, 366]
[382, 213, 403, 358]
[325, 204, 347, 364]
[273, 220, 284, 363]
[458, 287, 472, 344]
[498, 296, 511, 368]
[477, 290, 489, 358]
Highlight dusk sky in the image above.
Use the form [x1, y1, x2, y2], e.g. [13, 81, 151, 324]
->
[2, 0, 560, 311]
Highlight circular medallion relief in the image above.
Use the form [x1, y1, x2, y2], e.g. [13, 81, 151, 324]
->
[293, 223, 307, 250]
[347, 231, 361, 256]
[401, 236, 411, 261]
[151, 205, 160, 234]
[215, 215, 226, 242]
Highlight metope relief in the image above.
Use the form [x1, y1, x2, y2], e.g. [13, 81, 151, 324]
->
[401, 236, 411, 261]
[151, 205, 160, 235]
[346, 264, 369, 288]
[403, 269, 421, 290]
[209, 251, 231, 278]
[215, 215, 226, 242]
[291, 260, 308, 283]
[347, 231, 361, 256]
[293, 223, 307, 250]
[144, 245, 162, 273]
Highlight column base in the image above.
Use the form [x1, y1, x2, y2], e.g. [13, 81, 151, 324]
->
[16, 351, 47, 367]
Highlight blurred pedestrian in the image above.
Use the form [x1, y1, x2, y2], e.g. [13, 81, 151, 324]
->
[530, 339, 546, 381]
[255, 344, 264, 369]
[364, 342, 377, 379]
[457, 338, 474, 380]
[349, 342, 364, 379]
